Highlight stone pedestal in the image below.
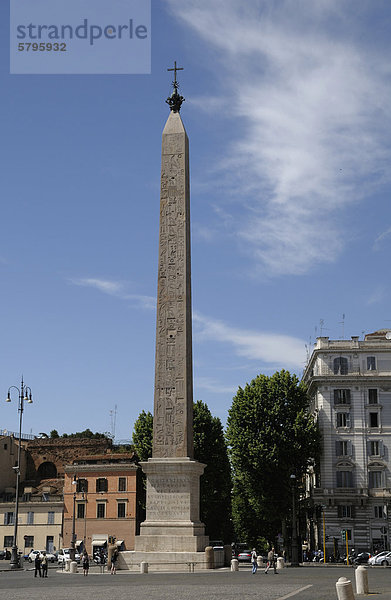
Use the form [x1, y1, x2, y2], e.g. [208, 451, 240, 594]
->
[135, 458, 208, 553]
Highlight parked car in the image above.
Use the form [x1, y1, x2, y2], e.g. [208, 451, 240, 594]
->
[368, 551, 391, 566]
[57, 548, 80, 564]
[210, 540, 224, 551]
[237, 549, 252, 562]
[28, 550, 57, 563]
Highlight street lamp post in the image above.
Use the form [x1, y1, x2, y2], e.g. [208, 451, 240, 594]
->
[290, 474, 299, 567]
[5, 378, 33, 570]
[70, 476, 78, 561]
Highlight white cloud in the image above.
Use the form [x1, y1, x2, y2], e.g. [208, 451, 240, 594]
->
[193, 311, 306, 369]
[69, 278, 155, 310]
[195, 377, 236, 395]
[374, 227, 391, 250]
[367, 286, 387, 306]
[166, 0, 391, 276]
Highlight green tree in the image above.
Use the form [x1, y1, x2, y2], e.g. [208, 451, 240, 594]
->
[132, 410, 153, 461]
[50, 429, 59, 438]
[226, 369, 320, 547]
[131, 401, 233, 541]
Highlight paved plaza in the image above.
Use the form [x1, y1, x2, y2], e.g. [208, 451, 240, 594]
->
[0, 564, 391, 600]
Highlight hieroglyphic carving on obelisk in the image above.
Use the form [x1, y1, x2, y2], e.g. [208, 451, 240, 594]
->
[153, 62, 193, 459]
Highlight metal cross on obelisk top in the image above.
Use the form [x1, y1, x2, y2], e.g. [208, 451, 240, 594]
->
[167, 60, 183, 86]
[166, 61, 185, 112]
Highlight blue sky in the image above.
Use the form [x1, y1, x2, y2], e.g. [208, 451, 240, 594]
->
[1, 0, 391, 442]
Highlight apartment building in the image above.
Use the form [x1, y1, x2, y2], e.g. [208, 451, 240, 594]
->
[303, 329, 391, 555]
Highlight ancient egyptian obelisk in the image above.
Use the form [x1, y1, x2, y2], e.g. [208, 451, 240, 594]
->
[134, 64, 208, 556]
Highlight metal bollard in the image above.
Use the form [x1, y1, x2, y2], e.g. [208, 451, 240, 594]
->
[336, 576, 355, 600]
[231, 558, 239, 572]
[277, 557, 284, 570]
[355, 566, 369, 595]
[140, 561, 148, 574]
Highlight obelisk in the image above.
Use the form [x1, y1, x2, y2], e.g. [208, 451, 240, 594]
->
[134, 64, 208, 555]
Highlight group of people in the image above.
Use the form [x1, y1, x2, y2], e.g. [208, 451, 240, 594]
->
[251, 547, 278, 575]
[34, 552, 49, 578]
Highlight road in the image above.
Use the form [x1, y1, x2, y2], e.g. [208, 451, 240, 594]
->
[0, 563, 390, 600]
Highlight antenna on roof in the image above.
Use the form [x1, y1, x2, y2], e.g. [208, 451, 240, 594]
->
[320, 319, 325, 336]
[110, 405, 117, 441]
[339, 314, 346, 339]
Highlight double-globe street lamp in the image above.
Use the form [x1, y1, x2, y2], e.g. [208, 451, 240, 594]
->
[290, 473, 300, 567]
[5, 378, 33, 570]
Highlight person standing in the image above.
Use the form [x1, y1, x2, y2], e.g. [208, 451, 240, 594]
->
[34, 553, 42, 577]
[111, 548, 119, 575]
[265, 547, 277, 574]
[82, 551, 89, 576]
[41, 552, 48, 578]
[251, 548, 258, 574]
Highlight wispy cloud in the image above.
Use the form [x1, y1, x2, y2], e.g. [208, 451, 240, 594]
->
[195, 376, 236, 395]
[166, 0, 391, 276]
[68, 277, 155, 310]
[367, 285, 388, 306]
[193, 311, 306, 369]
[374, 227, 391, 251]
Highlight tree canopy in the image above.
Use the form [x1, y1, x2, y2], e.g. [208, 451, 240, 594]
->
[226, 369, 320, 547]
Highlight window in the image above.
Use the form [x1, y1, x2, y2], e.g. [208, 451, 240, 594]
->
[27, 511, 34, 525]
[46, 536, 54, 553]
[337, 471, 353, 488]
[77, 479, 88, 493]
[370, 441, 380, 456]
[367, 356, 376, 371]
[334, 357, 348, 375]
[77, 503, 85, 519]
[24, 535, 34, 547]
[97, 503, 106, 519]
[23, 493, 31, 502]
[337, 412, 351, 428]
[4, 512, 14, 525]
[47, 511, 54, 525]
[334, 389, 351, 405]
[4, 536, 13, 547]
[336, 441, 349, 456]
[118, 477, 126, 491]
[369, 412, 379, 428]
[369, 470, 383, 489]
[338, 505, 353, 518]
[96, 478, 108, 493]
[368, 389, 378, 404]
[117, 502, 126, 518]
[374, 505, 387, 519]
[42, 493, 49, 502]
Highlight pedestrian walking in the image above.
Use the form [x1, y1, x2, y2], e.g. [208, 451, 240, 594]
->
[82, 551, 89, 576]
[265, 547, 277, 574]
[41, 551, 48, 577]
[34, 553, 42, 578]
[111, 548, 119, 574]
[251, 548, 258, 574]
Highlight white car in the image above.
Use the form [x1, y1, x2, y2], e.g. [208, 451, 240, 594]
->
[57, 548, 80, 564]
[368, 551, 391, 566]
[28, 550, 56, 563]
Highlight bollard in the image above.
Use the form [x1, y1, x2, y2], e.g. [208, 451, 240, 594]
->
[69, 560, 77, 573]
[231, 558, 239, 572]
[336, 577, 355, 600]
[277, 557, 284, 570]
[64, 558, 70, 572]
[140, 561, 148, 574]
[355, 566, 369, 595]
[257, 556, 263, 567]
[205, 546, 214, 569]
